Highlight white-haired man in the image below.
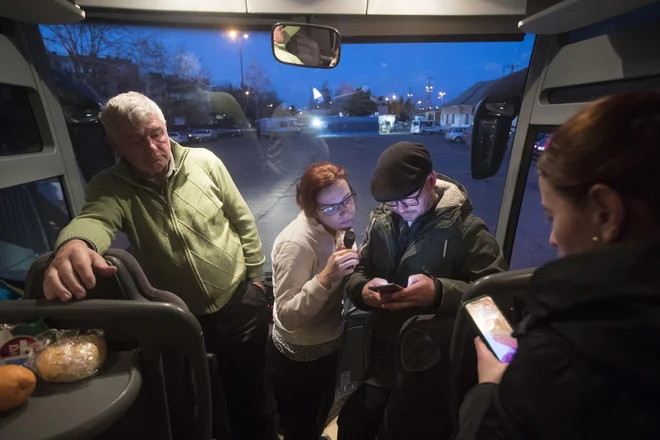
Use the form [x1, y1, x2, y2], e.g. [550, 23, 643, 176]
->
[43, 92, 277, 440]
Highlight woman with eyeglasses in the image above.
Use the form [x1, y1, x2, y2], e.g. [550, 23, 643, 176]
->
[267, 162, 359, 440]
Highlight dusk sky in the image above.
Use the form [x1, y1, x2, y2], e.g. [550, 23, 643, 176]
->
[145, 26, 535, 108]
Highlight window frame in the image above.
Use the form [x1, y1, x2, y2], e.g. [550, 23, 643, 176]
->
[0, 23, 86, 216]
[502, 124, 559, 265]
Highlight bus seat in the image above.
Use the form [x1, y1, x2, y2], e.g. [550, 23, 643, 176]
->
[0, 300, 212, 440]
[326, 304, 370, 425]
[448, 268, 535, 436]
[23, 249, 229, 440]
[381, 313, 456, 440]
[24, 249, 187, 309]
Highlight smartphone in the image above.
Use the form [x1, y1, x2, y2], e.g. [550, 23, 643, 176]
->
[368, 283, 404, 295]
[464, 295, 517, 363]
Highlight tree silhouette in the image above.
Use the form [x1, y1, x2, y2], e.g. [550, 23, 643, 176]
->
[344, 88, 377, 117]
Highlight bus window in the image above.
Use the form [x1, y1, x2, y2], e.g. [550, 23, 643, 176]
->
[39, 23, 534, 269]
[0, 178, 70, 284]
[509, 128, 557, 269]
[0, 84, 43, 157]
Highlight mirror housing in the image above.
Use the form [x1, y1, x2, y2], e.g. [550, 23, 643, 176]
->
[271, 22, 341, 69]
[470, 99, 519, 180]
[470, 67, 528, 179]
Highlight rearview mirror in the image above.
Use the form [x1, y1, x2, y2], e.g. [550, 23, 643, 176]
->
[470, 99, 519, 180]
[271, 22, 341, 69]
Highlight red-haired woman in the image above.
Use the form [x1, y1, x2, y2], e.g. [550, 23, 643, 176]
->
[267, 162, 359, 440]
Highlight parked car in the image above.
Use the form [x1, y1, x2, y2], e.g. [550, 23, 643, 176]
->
[215, 127, 243, 138]
[411, 120, 443, 135]
[168, 132, 188, 144]
[464, 127, 473, 148]
[533, 133, 550, 156]
[187, 132, 202, 144]
[259, 117, 300, 138]
[189, 129, 217, 141]
[445, 126, 470, 143]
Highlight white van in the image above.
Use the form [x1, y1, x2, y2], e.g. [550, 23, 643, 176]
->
[411, 120, 443, 135]
[258, 117, 300, 138]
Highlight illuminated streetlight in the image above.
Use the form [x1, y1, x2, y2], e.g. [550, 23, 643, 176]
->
[227, 30, 248, 89]
[385, 97, 389, 101]
[392, 94, 397, 100]
[245, 91, 249, 95]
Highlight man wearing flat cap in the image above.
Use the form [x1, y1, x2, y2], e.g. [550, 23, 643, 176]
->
[338, 142, 508, 440]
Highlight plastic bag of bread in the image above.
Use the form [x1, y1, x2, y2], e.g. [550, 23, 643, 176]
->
[26, 329, 107, 383]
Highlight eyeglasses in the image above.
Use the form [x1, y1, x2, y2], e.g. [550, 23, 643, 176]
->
[383, 186, 423, 208]
[318, 193, 357, 216]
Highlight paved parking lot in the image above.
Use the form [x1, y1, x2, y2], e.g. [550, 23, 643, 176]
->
[198, 132, 555, 270]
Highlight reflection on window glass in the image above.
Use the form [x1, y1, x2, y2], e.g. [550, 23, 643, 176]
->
[0, 178, 71, 283]
[0, 84, 43, 157]
[509, 131, 555, 270]
[40, 23, 534, 269]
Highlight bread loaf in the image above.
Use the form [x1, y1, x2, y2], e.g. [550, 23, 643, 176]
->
[36, 334, 107, 383]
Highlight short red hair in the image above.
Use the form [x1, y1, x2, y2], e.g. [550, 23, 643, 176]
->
[296, 162, 347, 217]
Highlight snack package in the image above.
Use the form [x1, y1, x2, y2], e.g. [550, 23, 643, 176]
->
[0, 319, 50, 367]
[26, 329, 107, 383]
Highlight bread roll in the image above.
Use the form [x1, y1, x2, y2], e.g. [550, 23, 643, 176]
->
[36, 334, 107, 383]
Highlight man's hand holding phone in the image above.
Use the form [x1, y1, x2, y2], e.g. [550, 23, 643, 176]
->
[361, 278, 390, 308]
[381, 274, 436, 311]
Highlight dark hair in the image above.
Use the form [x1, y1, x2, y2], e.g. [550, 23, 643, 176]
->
[296, 162, 348, 217]
[538, 91, 660, 213]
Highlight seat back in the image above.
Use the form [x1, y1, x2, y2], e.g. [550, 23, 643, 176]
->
[23, 249, 224, 439]
[380, 312, 456, 440]
[0, 300, 212, 440]
[327, 304, 370, 424]
[448, 268, 535, 436]
[24, 250, 187, 310]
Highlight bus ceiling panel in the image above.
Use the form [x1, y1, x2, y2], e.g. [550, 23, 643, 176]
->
[315, 16, 524, 40]
[80, 10, 525, 40]
[367, 0, 526, 16]
[542, 20, 660, 90]
[0, 0, 85, 24]
[519, 0, 659, 35]
[0, 34, 38, 89]
[247, 0, 366, 15]
[78, 0, 247, 13]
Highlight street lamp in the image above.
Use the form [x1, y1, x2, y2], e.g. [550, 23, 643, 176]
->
[392, 94, 397, 100]
[228, 31, 249, 89]
[438, 91, 446, 105]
